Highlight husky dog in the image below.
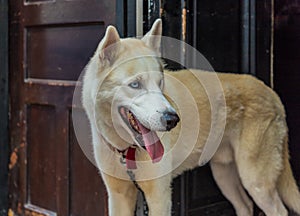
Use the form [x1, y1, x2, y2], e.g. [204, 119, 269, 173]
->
[82, 19, 300, 216]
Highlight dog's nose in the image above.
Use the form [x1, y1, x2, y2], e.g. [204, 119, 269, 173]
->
[160, 111, 180, 131]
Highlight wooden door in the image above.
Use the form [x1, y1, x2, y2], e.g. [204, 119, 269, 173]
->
[9, 1, 116, 215]
[274, 0, 300, 182]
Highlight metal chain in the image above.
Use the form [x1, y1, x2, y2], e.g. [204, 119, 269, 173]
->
[119, 150, 149, 215]
[126, 170, 149, 216]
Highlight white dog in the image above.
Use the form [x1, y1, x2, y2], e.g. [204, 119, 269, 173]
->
[82, 19, 300, 216]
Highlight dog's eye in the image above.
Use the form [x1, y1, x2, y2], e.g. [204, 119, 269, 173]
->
[129, 81, 141, 89]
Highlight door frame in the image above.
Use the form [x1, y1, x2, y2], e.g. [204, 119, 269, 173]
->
[0, 0, 9, 214]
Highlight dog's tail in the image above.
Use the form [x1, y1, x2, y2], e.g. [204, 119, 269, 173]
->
[277, 136, 300, 214]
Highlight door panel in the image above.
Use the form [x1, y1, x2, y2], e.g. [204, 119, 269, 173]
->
[9, 1, 115, 215]
[190, 0, 241, 73]
[27, 104, 57, 212]
[69, 116, 107, 216]
[26, 25, 104, 81]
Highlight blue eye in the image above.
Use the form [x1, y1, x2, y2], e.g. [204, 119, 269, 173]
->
[129, 81, 141, 89]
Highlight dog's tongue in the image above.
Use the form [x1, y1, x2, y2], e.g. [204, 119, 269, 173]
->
[137, 121, 164, 163]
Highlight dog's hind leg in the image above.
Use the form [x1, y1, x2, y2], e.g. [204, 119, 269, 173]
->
[102, 173, 138, 216]
[210, 161, 253, 216]
[239, 171, 288, 216]
[235, 119, 288, 216]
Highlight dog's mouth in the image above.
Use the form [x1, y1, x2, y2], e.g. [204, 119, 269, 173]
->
[119, 106, 164, 164]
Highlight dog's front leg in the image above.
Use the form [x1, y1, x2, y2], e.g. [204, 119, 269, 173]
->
[139, 174, 172, 216]
[102, 173, 138, 216]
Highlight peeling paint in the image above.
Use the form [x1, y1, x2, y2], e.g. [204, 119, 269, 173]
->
[8, 209, 15, 216]
[9, 152, 18, 170]
[25, 211, 45, 216]
[9, 143, 25, 169]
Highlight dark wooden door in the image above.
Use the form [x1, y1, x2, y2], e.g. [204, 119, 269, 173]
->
[9, 1, 116, 215]
[274, 0, 300, 182]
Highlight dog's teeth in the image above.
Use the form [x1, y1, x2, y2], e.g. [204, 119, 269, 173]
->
[134, 125, 140, 132]
[126, 111, 142, 134]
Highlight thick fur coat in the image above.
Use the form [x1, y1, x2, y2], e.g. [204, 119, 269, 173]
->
[82, 19, 300, 216]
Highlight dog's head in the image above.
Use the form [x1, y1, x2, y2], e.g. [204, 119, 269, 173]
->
[89, 19, 180, 163]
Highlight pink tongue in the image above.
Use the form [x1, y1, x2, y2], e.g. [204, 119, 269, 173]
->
[137, 122, 164, 163]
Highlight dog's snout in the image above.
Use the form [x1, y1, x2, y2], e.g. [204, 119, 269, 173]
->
[160, 111, 180, 131]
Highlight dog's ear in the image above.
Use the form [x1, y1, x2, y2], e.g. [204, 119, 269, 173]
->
[142, 19, 162, 54]
[97, 26, 120, 64]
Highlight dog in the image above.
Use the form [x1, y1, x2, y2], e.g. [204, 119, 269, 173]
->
[82, 19, 300, 216]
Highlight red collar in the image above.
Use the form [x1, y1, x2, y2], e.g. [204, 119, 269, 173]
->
[121, 146, 137, 169]
[100, 134, 138, 169]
